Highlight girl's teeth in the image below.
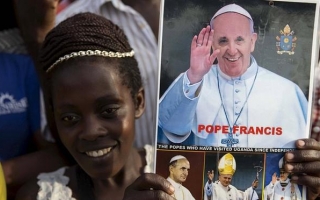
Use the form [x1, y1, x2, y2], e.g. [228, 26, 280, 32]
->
[86, 147, 112, 157]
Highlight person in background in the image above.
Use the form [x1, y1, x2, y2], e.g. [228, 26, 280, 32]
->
[15, 12, 174, 200]
[245, 179, 259, 200]
[167, 155, 195, 200]
[0, 1, 73, 199]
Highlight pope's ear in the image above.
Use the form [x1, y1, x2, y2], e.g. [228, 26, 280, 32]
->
[169, 165, 174, 173]
[250, 33, 257, 52]
[134, 87, 145, 118]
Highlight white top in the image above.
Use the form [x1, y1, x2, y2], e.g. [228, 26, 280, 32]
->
[36, 144, 154, 200]
[244, 186, 259, 200]
[204, 181, 246, 200]
[56, 0, 159, 149]
[166, 177, 195, 200]
[264, 179, 301, 200]
[0, 28, 27, 54]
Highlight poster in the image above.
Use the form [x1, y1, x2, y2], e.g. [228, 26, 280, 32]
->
[155, 0, 320, 199]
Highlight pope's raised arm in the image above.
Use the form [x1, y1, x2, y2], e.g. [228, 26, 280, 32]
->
[187, 25, 220, 84]
[207, 170, 215, 184]
[272, 172, 278, 184]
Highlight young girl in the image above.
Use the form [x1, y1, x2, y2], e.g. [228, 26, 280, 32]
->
[15, 12, 175, 200]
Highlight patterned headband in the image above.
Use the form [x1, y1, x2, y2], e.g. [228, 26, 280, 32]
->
[46, 49, 135, 73]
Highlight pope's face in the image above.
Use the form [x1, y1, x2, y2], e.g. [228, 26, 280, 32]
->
[219, 174, 233, 187]
[170, 159, 190, 184]
[212, 12, 257, 77]
[280, 170, 289, 181]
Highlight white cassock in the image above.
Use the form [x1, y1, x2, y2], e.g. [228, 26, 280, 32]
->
[158, 56, 307, 148]
[167, 177, 195, 200]
[204, 181, 247, 200]
[244, 186, 259, 200]
[264, 179, 301, 200]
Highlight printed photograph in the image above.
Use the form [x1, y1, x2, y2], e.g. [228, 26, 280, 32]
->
[155, 150, 206, 200]
[203, 152, 265, 200]
[157, 0, 319, 148]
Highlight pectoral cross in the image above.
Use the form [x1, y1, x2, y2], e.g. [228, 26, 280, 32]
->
[221, 129, 239, 147]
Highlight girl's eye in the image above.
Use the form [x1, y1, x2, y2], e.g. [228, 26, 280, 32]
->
[101, 107, 120, 117]
[61, 115, 80, 122]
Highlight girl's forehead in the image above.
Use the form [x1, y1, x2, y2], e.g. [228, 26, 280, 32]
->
[51, 62, 121, 96]
[51, 67, 127, 109]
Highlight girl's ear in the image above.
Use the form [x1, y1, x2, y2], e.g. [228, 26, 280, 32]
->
[134, 87, 145, 118]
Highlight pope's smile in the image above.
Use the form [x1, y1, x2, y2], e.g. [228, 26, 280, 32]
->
[225, 56, 241, 62]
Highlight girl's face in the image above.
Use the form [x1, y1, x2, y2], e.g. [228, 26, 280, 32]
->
[51, 58, 144, 179]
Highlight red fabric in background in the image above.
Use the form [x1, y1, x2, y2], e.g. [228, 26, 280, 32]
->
[57, 0, 76, 14]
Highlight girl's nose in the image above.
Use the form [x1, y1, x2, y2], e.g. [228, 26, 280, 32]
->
[80, 115, 107, 141]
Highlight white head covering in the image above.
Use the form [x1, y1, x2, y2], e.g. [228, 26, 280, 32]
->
[213, 4, 252, 20]
[169, 155, 186, 163]
[210, 4, 254, 31]
[278, 156, 284, 169]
